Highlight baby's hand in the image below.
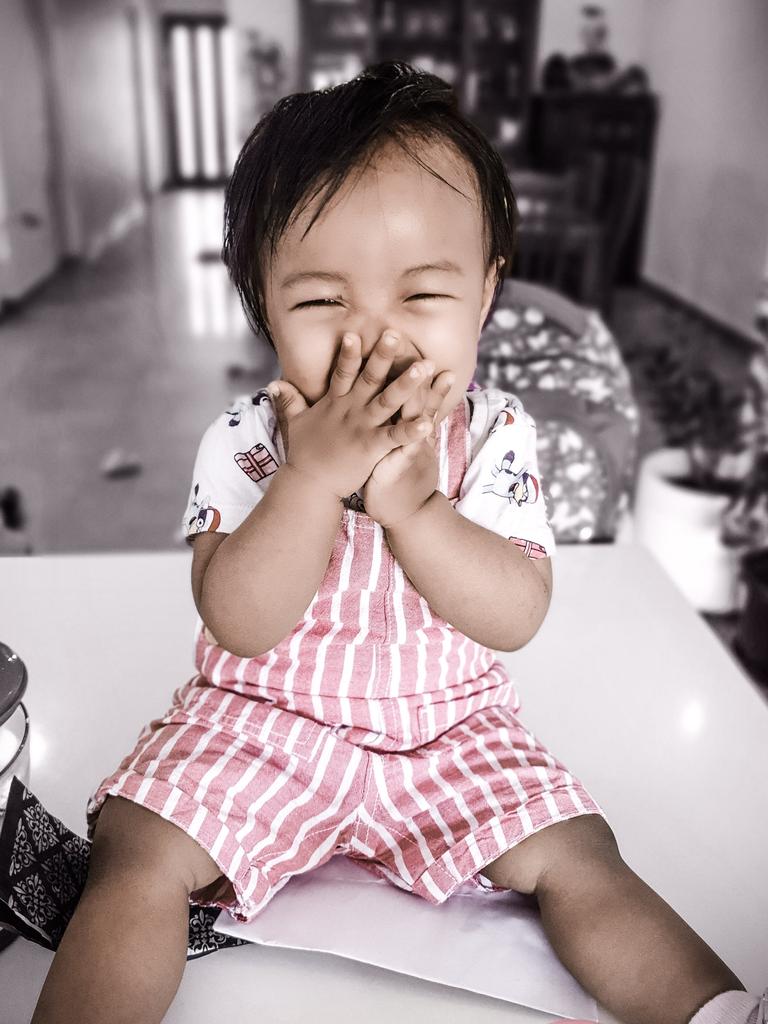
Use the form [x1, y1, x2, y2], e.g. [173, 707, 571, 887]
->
[266, 332, 435, 500]
[362, 368, 454, 529]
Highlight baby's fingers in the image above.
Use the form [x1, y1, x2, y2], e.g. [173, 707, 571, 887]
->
[422, 371, 455, 425]
[389, 412, 433, 447]
[428, 370, 454, 406]
[398, 369, 454, 437]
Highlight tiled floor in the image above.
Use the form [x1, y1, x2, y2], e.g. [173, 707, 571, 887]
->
[1, 190, 279, 553]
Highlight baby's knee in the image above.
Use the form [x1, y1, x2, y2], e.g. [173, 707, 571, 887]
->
[483, 813, 621, 895]
[538, 813, 624, 892]
[87, 795, 226, 899]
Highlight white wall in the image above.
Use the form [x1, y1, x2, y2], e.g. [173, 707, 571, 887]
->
[640, 0, 768, 338]
[0, 0, 61, 301]
[39, 0, 146, 259]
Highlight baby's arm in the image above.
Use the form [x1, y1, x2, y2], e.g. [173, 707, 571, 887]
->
[194, 463, 342, 658]
[385, 490, 552, 651]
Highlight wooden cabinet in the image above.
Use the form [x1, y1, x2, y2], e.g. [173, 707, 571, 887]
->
[527, 92, 659, 285]
[298, 0, 541, 163]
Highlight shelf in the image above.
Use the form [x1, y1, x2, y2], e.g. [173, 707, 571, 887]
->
[299, 0, 541, 136]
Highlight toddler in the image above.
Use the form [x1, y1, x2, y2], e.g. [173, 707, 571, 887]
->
[32, 62, 765, 1024]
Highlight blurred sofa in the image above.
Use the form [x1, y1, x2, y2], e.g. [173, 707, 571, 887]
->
[474, 278, 640, 543]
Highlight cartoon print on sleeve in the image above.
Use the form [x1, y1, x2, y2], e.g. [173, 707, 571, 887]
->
[226, 390, 273, 429]
[509, 536, 548, 559]
[454, 393, 557, 561]
[187, 483, 221, 537]
[482, 447, 540, 508]
[481, 404, 541, 510]
[234, 444, 279, 483]
[250, 390, 280, 448]
[222, 390, 281, 482]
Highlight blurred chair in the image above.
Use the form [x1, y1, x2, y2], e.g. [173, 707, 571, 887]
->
[508, 169, 605, 308]
[526, 91, 659, 299]
[510, 221, 571, 295]
[508, 170, 572, 294]
[571, 150, 649, 313]
[509, 169, 578, 219]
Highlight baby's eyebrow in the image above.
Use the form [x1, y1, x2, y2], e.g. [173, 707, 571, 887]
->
[280, 260, 464, 290]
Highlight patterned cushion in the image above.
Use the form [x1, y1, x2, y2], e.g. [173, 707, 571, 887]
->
[475, 281, 640, 541]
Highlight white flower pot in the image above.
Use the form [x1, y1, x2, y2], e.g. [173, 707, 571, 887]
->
[632, 448, 745, 613]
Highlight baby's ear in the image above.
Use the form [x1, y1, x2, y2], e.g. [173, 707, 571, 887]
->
[491, 255, 506, 289]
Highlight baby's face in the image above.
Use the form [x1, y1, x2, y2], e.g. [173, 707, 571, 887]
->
[264, 138, 501, 428]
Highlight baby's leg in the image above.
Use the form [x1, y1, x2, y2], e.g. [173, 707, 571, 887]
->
[484, 814, 745, 1024]
[31, 795, 230, 1024]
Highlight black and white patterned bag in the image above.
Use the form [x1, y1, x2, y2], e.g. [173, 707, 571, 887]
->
[0, 775, 250, 961]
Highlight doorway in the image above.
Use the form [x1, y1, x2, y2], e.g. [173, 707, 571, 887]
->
[161, 14, 237, 187]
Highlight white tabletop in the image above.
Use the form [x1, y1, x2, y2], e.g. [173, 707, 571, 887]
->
[0, 543, 766, 1023]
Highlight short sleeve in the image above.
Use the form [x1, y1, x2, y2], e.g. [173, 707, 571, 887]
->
[454, 388, 556, 559]
[181, 390, 281, 546]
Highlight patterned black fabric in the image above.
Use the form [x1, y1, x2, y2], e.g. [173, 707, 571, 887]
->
[0, 775, 250, 961]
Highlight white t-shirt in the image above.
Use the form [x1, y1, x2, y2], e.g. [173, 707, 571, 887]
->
[456, 386, 556, 559]
[181, 385, 556, 559]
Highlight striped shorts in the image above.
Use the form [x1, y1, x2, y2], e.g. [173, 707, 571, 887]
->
[85, 677, 608, 923]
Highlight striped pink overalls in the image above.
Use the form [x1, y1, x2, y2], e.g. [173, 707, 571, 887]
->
[85, 389, 608, 922]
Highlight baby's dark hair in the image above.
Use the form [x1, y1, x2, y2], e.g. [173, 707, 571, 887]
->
[221, 60, 518, 350]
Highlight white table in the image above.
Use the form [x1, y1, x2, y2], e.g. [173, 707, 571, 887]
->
[0, 544, 766, 1023]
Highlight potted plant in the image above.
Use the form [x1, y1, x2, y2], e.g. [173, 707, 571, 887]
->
[720, 316, 768, 680]
[630, 341, 753, 613]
